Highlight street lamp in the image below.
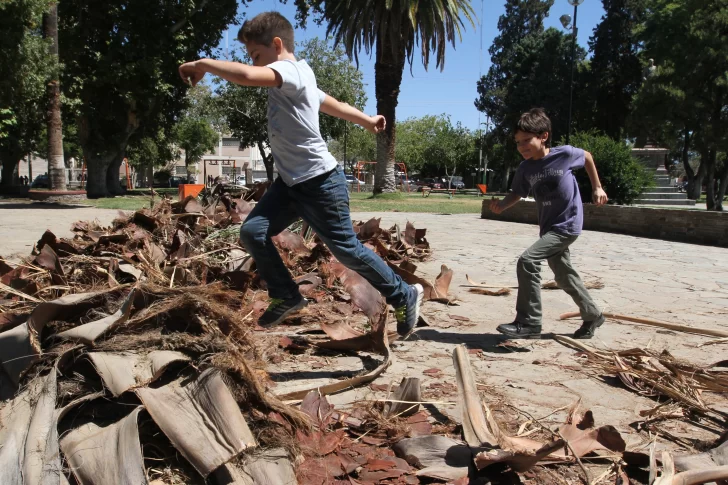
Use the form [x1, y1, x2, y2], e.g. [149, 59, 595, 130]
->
[478, 117, 490, 186]
[563, 0, 584, 145]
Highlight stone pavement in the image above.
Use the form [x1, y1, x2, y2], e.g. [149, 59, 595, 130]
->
[1, 202, 726, 456]
[0, 201, 121, 261]
[274, 211, 728, 457]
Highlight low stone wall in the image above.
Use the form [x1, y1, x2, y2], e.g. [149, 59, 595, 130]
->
[481, 200, 728, 247]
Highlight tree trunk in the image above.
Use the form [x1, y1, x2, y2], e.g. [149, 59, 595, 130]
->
[86, 155, 112, 198]
[85, 148, 125, 198]
[258, 141, 274, 181]
[43, 2, 66, 191]
[106, 154, 125, 195]
[184, 151, 190, 182]
[681, 128, 704, 201]
[704, 148, 717, 210]
[147, 161, 154, 188]
[716, 161, 728, 212]
[686, 163, 705, 201]
[373, 36, 405, 194]
[0, 154, 21, 187]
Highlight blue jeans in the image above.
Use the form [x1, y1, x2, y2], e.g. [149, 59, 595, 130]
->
[239, 166, 410, 307]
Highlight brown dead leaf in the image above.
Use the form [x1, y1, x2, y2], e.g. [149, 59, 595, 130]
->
[329, 262, 384, 320]
[468, 288, 511, 296]
[423, 368, 443, 377]
[301, 390, 334, 427]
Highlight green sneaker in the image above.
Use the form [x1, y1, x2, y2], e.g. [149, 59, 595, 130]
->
[395, 284, 424, 338]
[258, 295, 308, 328]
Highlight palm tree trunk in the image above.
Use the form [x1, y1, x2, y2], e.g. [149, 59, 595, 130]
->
[373, 36, 405, 194]
[43, 2, 66, 191]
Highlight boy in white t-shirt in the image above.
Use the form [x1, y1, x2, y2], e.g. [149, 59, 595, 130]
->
[179, 12, 423, 333]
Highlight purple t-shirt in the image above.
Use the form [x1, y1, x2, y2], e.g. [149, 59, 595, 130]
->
[511, 145, 585, 237]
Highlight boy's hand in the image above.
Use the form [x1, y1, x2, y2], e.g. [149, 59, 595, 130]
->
[179, 61, 206, 86]
[490, 198, 505, 214]
[366, 115, 386, 134]
[592, 187, 608, 205]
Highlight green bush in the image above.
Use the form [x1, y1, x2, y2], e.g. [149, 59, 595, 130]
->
[563, 131, 652, 205]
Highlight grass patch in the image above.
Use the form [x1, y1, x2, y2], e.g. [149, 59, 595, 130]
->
[80, 190, 491, 214]
[367, 192, 405, 201]
[349, 192, 486, 214]
[83, 196, 152, 211]
[127, 188, 178, 196]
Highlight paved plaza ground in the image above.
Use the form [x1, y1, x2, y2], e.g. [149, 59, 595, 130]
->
[2, 201, 726, 466]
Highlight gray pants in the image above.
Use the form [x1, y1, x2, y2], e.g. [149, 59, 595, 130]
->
[516, 231, 601, 326]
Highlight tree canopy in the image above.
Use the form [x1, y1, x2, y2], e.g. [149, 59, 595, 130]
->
[0, 0, 54, 187]
[58, 0, 238, 197]
[218, 38, 367, 181]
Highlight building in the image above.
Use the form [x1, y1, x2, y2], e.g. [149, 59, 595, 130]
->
[9, 136, 274, 188]
[170, 136, 275, 184]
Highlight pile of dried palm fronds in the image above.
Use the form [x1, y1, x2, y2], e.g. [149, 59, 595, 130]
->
[0, 191, 456, 485]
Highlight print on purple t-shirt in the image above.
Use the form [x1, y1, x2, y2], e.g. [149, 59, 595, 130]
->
[510, 145, 585, 237]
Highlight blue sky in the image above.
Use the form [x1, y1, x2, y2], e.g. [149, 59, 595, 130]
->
[218, 0, 606, 131]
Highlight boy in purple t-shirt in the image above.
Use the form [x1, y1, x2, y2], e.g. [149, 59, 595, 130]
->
[490, 108, 609, 339]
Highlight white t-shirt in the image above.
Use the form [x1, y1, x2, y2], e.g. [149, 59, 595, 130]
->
[266, 59, 338, 186]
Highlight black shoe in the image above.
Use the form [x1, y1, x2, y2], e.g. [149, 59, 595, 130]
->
[395, 284, 424, 338]
[496, 321, 542, 339]
[573, 314, 605, 339]
[258, 295, 308, 328]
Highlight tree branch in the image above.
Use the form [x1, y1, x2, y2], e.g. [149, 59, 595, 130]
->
[170, 0, 211, 34]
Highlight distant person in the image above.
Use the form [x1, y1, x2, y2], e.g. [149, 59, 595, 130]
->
[178, 11, 423, 333]
[490, 108, 608, 340]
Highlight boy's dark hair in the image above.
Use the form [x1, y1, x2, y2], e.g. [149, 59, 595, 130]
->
[515, 108, 552, 147]
[238, 12, 295, 53]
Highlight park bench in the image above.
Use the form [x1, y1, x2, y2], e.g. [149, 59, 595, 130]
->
[421, 187, 457, 198]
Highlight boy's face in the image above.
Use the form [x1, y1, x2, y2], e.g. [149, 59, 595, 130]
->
[245, 38, 282, 67]
[514, 130, 549, 160]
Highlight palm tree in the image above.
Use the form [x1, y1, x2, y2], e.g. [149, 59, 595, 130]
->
[43, 2, 66, 191]
[320, 0, 475, 194]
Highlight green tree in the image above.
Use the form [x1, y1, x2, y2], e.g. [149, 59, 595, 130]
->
[0, 109, 17, 140]
[302, 38, 367, 143]
[587, 0, 646, 139]
[475, 0, 554, 130]
[218, 38, 367, 181]
[174, 118, 218, 180]
[0, 0, 53, 188]
[296, 0, 475, 194]
[475, 0, 589, 187]
[568, 131, 651, 205]
[328, 126, 376, 172]
[633, 0, 728, 209]
[58, 0, 238, 198]
[476, 27, 587, 181]
[126, 127, 179, 187]
[393, 115, 476, 180]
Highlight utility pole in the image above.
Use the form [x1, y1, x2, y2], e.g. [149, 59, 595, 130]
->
[562, 0, 585, 146]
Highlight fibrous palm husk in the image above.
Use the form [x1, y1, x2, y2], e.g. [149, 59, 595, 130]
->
[0, 196, 458, 485]
[554, 335, 728, 416]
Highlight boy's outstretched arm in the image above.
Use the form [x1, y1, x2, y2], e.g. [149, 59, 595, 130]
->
[490, 192, 521, 214]
[320, 94, 386, 135]
[584, 151, 608, 205]
[179, 59, 281, 88]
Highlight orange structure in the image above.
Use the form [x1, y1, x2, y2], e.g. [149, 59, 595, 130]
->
[178, 184, 205, 200]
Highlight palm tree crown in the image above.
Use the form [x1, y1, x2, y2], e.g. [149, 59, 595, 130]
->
[322, 0, 475, 71]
